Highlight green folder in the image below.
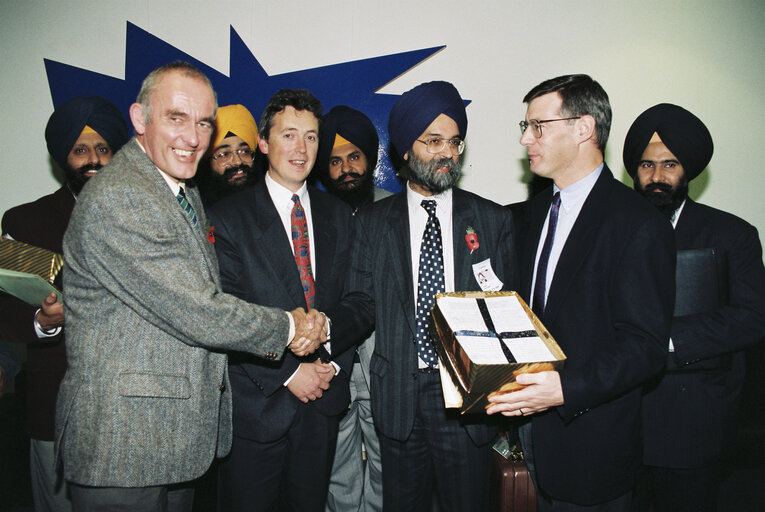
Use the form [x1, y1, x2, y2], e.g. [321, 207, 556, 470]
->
[0, 268, 62, 306]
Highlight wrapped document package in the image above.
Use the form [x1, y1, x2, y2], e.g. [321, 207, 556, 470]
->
[430, 291, 565, 414]
[0, 238, 63, 305]
[0, 238, 63, 283]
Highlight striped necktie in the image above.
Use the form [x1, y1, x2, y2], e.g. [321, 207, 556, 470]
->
[176, 187, 198, 228]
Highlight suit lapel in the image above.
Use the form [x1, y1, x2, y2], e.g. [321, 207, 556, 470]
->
[384, 193, 416, 335]
[452, 188, 477, 290]
[308, 188, 337, 311]
[123, 140, 221, 285]
[542, 168, 613, 325]
[672, 198, 697, 248]
[522, 188, 554, 298]
[250, 181, 306, 309]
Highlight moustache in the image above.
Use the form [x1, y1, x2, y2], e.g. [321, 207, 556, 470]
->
[222, 165, 253, 179]
[643, 182, 674, 194]
[75, 163, 103, 174]
[331, 171, 363, 183]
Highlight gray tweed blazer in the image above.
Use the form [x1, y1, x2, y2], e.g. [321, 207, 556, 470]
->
[55, 138, 289, 487]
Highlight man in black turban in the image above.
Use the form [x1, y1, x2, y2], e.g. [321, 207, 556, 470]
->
[317, 105, 390, 212]
[45, 95, 129, 195]
[328, 81, 516, 511]
[318, 106, 389, 512]
[624, 104, 765, 512]
[0, 95, 127, 511]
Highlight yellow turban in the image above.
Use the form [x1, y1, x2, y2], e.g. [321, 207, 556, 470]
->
[211, 104, 258, 154]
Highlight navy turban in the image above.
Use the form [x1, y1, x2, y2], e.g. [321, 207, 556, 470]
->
[623, 103, 713, 181]
[317, 106, 380, 175]
[45, 96, 129, 170]
[388, 81, 467, 158]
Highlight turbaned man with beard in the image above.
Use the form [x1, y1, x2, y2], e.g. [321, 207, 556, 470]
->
[197, 104, 261, 207]
[329, 81, 516, 512]
[317, 105, 391, 212]
[317, 105, 390, 512]
[0, 95, 128, 512]
[624, 103, 765, 512]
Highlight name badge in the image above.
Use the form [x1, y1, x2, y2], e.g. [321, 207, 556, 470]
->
[472, 258, 503, 291]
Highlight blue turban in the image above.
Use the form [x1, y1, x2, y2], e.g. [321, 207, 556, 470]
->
[45, 96, 129, 170]
[623, 103, 713, 181]
[317, 106, 379, 175]
[388, 81, 467, 158]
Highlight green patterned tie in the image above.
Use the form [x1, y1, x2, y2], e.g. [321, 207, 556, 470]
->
[176, 188, 198, 228]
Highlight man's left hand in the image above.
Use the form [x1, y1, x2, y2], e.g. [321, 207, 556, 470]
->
[485, 371, 564, 416]
[37, 293, 64, 331]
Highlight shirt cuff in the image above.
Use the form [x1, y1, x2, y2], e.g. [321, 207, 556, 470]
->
[34, 308, 62, 338]
[286, 311, 296, 346]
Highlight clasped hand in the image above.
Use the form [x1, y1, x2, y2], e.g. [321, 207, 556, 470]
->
[287, 308, 328, 357]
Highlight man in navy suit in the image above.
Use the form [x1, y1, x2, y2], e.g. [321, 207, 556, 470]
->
[487, 75, 675, 511]
[623, 103, 765, 512]
[210, 89, 355, 512]
[331, 81, 516, 512]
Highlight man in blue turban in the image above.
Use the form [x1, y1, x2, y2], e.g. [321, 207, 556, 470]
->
[328, 81, 517, 511]
[625, 104, 765, 512]
[0, 95, 127, 512]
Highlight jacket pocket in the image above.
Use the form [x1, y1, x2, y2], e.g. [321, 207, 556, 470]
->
[369, 353, 389, 378]
[118, 371, 191, 399]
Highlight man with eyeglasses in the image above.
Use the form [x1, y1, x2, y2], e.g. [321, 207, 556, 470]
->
[197, 104, 261, 207]
[623, 104, 765, 512]
[209, 89, 356, 511]
[329, 80, 516, 511]
[486, 74, 675, 511]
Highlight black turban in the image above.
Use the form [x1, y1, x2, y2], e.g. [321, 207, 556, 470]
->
[317, 106, 379, 175]
[45, 96, 129, 170]
[388, 81, 467, 158]
[623, 103, 713, 181]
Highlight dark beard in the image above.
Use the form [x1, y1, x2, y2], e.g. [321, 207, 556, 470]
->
[65, 163, 102, 196]
[212, 164, 258, 191]
[197, 163, 259, 206]
[636, 179, 688, 219]
[406, 152, 461, 194]
[324, 169, 374, 209]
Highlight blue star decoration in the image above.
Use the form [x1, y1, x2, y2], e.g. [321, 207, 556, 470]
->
[44, 22, 456, 193]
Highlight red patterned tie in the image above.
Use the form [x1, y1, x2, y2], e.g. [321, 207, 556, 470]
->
[291, 194, 315, 310]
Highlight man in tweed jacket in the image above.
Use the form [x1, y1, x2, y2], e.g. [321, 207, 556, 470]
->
[55, 62, 325, 511]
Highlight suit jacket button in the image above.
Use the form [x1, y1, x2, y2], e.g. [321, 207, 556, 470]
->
[219, 382, 226, 392]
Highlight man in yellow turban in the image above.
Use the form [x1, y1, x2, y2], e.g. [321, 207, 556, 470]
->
[197, 104, 261, 206]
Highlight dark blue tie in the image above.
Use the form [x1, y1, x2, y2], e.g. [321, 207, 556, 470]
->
[532, 192, 561, 316]
[415, 200, 444, 367]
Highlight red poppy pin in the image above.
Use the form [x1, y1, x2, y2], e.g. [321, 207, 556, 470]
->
[465, 226, 479, 253]
[206, 225, 215, 244]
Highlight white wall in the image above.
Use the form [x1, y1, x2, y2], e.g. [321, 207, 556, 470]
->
[2, 0, 763, 246]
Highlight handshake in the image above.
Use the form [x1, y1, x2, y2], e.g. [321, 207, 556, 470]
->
[287, 308, 329, 357]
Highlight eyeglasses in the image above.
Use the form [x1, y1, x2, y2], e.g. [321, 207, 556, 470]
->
[211, 147, 253, 163]
[519, 117, 581, 138]
[416, 138, 465, 155]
